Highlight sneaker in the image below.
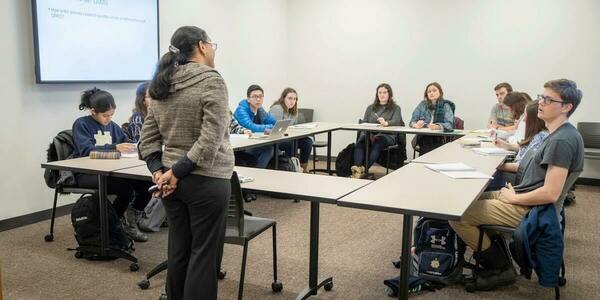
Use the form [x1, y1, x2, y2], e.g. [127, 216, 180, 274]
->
[350, 166, 365, 179]
[473, 266, 517, 291]
[124, 208, 149, 243]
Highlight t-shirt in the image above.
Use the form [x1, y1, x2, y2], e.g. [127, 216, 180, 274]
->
[514, 122, 584, 214]
[489, 103, 514, 127]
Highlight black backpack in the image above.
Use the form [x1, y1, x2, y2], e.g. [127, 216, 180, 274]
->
[410, 218, 466, 285]
[268, 155, 296, 172]
[376, 135, 407, 171]
[335, 143, 355, 177]
[71, 195, 133, 259]
[44, 130, 76, 188]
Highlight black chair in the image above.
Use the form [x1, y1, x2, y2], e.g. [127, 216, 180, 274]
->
[577, 122, 600, 160]
[138, 172, 283, 300]
[297, 108, 334, 175]
[411, 116, 464, 158]
[357, 119, 405, 175]
[467, 171, 580, 299]
[44, 129, 97, 242]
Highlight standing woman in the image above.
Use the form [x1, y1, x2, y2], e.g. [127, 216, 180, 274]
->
[269, 87, 314, 172]
[409, 82, 455, 154]
[139, 26, 233, 300]
[351, 83, 404, 179]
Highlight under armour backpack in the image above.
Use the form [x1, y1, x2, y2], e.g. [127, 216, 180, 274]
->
[71, 195, 133, 258]
[411, 217, 466, 285]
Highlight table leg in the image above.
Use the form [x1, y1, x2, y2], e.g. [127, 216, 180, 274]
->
[326, 132, 332, 175]
[364, 131, 370, 174]
[398, 215, 413, 300]
[296, 201, 333, 299]
[97, 174, 108, 256]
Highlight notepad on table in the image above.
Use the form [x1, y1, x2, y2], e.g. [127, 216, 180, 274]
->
[424, 163, 476, 172]
[239, 175, 254, 183]
[290, 123, 318, 129]
[472, 147, 515, 156]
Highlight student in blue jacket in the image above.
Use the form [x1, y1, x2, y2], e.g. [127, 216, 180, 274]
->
[450, 79, 584, 291]
[409, 82, 455, 154]
[233, 84, 275, 168]
[72, 88, 151, 242]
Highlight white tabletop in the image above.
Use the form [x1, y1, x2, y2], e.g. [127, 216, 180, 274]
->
[113, 165, 372, 204]
[341, 124, 467, 136]
[41, 157, 146, 175]
[411, 141, 506, 175]
[337, 162, 492, 220]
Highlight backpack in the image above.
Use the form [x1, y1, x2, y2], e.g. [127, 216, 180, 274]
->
[71, 195, 133, 259]
[268, 155, 296, 172]
[335, 143, 355, 177]
[376, 135, 407, 171]
[289, 157, 303, 173]
[44, 130, 77, 188]
[138, 197, 167, 232]
[410, 218, 466, 285]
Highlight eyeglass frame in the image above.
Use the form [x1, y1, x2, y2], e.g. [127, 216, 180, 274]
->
[203, 41, 218, 51]
[249, 94, 264, 100]
[537, 94, 566, 106]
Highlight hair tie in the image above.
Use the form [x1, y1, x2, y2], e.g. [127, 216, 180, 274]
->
[169, 45, 180, 54]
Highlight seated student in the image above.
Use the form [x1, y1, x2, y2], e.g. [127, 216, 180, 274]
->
[233, 84, 275, 168]
[269, 88, 313, 172]
[494, 91, 531, 142]
[488, 82, 516, 130]
[127, 82, 151, 143]
[450, 79, 583, 290]
[350, 83, 403, 179]
[409, 82, 455, 154]
[72, 88, 151, 242]
[489, 101, 549, 189]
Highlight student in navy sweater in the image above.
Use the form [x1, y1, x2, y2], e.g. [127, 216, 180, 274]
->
[72, 88, 151, 242]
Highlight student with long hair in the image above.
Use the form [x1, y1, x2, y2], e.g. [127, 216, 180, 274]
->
[127, 82, 151, 143]
[139, 26, 233, 300]
[409, 82, 455, 154]
[72, 88, 151, 242]
[350, 83, 403, 179]
[269, 87, 313, 172]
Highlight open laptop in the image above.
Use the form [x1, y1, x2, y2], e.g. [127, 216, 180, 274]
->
[249, 119, 292, 139]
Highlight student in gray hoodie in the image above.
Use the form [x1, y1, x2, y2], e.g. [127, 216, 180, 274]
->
[139, 26, 233, 300]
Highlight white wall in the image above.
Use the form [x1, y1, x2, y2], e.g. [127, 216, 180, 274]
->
[0, 0, 288, 221]
[287, 0, 600, 155]
[2, 0, 600, 221]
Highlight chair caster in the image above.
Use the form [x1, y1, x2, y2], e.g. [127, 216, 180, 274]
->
[217, 269, 227, 280]
[559, 277, 567, 286]
[465, 281, 476, 293]
[159, 293, 168, 300]
[272, 280, 283, 292]
[74, 251, 83, 259]
[44, 234, 54, 242]
[138, 279, 150, 290]
[130, 263, 140, 272]
[324, 280, 333, 291]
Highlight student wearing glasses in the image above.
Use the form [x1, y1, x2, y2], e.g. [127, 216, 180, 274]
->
[350, 83, 404, 179]
[409, 82, 455, 154]
[450, 79, 583, 291]
[269, 87, 313, 172]
[139, 26, 232, 300]
[233, 84, 276, 169]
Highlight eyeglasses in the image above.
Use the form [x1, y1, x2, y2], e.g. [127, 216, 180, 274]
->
[204, 41, 218, 51]
[249, 95, 264, 100]
[537, 94, 564, 106]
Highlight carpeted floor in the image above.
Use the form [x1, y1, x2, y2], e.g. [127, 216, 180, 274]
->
[1, 163, 598, 300]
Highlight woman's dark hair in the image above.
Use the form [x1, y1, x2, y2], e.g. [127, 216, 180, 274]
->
[79, 87, 116, 113]
[247, 84, 264, 98]
[519, 101, 547, 147]
[149, 26, 209, 100]
[503, 92, 530, 120]
[372, 83, 395, 108]
[133, 82, 150, 117]
[272, 87, 298, 115]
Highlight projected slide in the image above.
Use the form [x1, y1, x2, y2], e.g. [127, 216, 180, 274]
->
[33, 0, 159, 82]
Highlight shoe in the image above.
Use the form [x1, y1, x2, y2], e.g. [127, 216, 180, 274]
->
[472, 236, 516, 290]
[300, 163, 309, 173]
[124, 208, 149, 243]
[473, 266, 516, 291]
[350, 166, 365, 179]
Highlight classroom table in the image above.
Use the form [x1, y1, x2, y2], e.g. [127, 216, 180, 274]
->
[337, 142, 506, 300]
[112, 164, 372, 300]
[40, 157, 146, 269]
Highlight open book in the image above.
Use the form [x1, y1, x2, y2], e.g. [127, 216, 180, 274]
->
[472, 147, 515, 156]
[424, 163, 492, 179]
